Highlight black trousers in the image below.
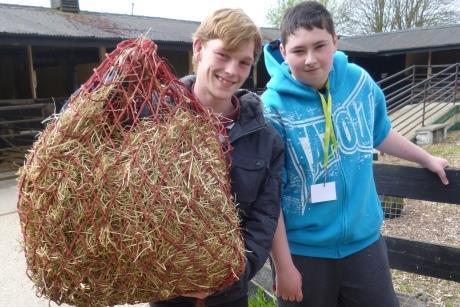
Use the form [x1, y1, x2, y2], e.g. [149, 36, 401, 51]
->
[150, 295, 248, 307]
[275, 237, 399, 307]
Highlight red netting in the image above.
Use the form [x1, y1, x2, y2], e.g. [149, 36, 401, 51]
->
[17, 37, 245, 306]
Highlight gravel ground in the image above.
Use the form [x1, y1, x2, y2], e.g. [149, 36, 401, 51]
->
[379, 130, 460, 307]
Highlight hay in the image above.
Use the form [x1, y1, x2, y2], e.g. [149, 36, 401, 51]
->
[17, 37, 245, 306]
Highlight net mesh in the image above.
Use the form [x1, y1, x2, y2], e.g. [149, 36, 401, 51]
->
[17, 37, 245, 306]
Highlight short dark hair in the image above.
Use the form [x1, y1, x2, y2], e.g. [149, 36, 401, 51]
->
[281, 1, 335, 45]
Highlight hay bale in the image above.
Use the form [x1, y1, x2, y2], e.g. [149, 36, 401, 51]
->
[17, 37, 245, 306]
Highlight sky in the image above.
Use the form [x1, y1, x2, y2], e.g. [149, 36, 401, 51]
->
[0, 0, 279, 27]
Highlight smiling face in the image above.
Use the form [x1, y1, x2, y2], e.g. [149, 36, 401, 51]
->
[193, 38, 254, 112]
[281, 27, 337, 90]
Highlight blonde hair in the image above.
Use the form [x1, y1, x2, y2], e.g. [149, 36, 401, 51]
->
[192, 8, 262, 70]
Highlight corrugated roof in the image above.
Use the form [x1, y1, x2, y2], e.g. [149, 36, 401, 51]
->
[249, 24, 460, 55]
[0, 3, 280, 45]
[338, 24, 460, 54]
[258, 24, 460, 55]
[2, 3, 457, 54]
[0, 3, 200, 43]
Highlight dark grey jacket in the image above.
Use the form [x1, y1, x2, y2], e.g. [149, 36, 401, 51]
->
[178, 75, 284, 305]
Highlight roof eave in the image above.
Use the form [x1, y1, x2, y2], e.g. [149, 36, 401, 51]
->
[0, 33, 192, 49]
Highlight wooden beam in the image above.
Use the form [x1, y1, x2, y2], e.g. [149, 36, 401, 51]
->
[98, 47, 107, 63]
[26, 46, 37, 99]
[188, 50, 193, 74]
[427, 51, 432, 77]
[373, 164, 460, 205]
[384, 236, 460, 282]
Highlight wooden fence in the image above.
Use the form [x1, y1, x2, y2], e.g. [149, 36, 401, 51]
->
[251, 164, 460, 301]
[374, 164, 460, 282]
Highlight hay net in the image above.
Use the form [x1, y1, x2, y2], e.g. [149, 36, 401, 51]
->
[17, 36, 245, 307]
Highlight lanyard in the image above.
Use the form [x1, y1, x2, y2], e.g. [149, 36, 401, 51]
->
[318, 82, 338, 170]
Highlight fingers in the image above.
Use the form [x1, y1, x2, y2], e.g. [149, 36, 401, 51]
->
[182, 292, 209, 299]
[430, 157, 449, 185]
[438, 159, 449, 185]
[277, 288, 303, 302]
[275, 286, 288, 301]
[438, 169, 449, 185]
[296, 288, 303, 302]
[275, 265, 303, 302]
[275, 283, 303, 302]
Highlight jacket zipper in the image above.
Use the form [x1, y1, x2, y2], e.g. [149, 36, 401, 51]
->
[229, 123, 266, 144]
[339, 155, 348, 241]
[331, 105, 348, 257]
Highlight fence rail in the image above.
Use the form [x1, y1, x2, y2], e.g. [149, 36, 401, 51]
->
[374, 164, 460, 282]
[251, 163, 460, 305]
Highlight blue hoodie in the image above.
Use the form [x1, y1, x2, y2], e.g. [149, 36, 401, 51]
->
[262, 42, 391, 258]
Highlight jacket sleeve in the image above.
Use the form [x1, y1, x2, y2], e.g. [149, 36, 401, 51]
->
[371, 74, 392, 147]
[242, 129, 284, 280]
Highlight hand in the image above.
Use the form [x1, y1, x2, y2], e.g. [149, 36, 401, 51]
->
[423, 155, 449, 185]
[274, 264, 303, 302]
[182, 291, 209, 299]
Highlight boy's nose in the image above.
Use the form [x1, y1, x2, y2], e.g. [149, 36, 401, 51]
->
[225, 61, 239, 75]
[304, 52, 317, 66]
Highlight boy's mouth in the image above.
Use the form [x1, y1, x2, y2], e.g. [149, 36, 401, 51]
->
[305, 67, 320, 73]
[216, 75, 236, 88]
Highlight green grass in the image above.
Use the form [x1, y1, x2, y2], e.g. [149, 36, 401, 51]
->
[249, 288, 276, 307]
[425, 145, 460, 156]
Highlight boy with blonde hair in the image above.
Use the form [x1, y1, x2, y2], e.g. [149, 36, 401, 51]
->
[151, 8, 284, 307]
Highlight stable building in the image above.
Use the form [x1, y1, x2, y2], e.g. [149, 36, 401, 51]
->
[0, 0, 458, 154]
[0, 0, 275, 154]
[338, 24, 460, 81]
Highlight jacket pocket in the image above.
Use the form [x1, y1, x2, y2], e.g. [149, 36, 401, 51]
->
[231, 154, 267, 204]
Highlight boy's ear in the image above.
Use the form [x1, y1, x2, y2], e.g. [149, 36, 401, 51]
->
[192, 38, 203, 62]
[280, 43, 287, 60]
[332, 34, 338, 52]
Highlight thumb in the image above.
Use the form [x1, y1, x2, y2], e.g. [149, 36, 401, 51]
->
[438, 171, 449, 185]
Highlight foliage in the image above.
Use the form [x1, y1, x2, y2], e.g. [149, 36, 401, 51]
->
[265, 0, 352, 34]
[265, 0, 460, 35]
[346, 0, 460, 35]
[266, 0, 303, 28]
[249, 288, 276, 307]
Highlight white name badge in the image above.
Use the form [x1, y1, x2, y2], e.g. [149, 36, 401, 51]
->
[310, 181, 337, 203]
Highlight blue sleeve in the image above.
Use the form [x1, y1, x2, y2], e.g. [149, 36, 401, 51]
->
[372, 83, 391, 147]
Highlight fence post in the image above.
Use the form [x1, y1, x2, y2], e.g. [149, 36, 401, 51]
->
[455, 64, 459, 104]
[422, 82, 427, 127]
[410, 66, 416, 102]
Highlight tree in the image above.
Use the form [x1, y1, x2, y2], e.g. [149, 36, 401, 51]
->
[266, 0, 460, 35]
[347, 0, 394, 33]
[390, 0, 459, 30]
[348, 0, 460, 34]
[265, 0, 352, 34]
[266, 0, 303, 28]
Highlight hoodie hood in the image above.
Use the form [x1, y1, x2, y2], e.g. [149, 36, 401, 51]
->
[263, 40, 348, 98]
